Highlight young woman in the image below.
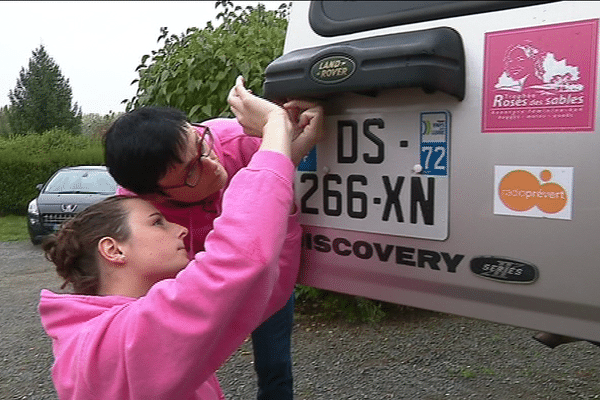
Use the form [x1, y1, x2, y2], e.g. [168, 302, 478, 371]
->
[103, 78, 323, 399]
[39, 78, 304, 399]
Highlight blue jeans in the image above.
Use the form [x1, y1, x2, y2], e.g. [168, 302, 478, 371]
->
[251, 294, 294, 400]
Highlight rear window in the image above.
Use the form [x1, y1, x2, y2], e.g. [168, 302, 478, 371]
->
[44, 170, 117, 194]
[309, 0, 555, 37]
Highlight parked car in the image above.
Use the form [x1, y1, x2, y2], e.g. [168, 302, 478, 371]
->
[27, 166, 117, 245]
[264, 1, 600, 345]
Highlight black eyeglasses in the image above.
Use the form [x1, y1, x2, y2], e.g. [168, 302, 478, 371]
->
[159, 124, 214, 190]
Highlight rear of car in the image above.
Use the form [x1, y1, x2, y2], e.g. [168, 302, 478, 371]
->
[264, 1, 600, 343]
[27, 166, 117, 244]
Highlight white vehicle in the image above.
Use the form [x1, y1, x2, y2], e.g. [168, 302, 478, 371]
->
[264, 1, 600, 345]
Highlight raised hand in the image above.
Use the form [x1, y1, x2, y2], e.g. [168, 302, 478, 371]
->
[284, 100, 326, 166]
[227, 76, 287, 137]
[228, 76, 294, 158]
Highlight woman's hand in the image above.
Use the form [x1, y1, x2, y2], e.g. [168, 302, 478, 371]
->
[227, 76, 326, 163]
[228, 76, 294, 157]
[284, 100, 326, 166]
[227, 76, 287, 137]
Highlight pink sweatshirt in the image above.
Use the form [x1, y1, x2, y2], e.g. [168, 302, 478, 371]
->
[39, 150, 301, 399]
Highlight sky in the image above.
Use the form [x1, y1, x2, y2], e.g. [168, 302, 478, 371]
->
[0, 1, 284, 116]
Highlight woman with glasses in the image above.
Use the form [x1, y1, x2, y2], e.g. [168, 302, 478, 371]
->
[39, 77, 318, 399]
[102, 77, 324, 399]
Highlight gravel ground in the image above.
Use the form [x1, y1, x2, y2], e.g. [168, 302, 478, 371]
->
[1, 240, 599, 400]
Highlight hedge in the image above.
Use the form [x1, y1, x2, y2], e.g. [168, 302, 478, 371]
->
[0, 129, 104, 215]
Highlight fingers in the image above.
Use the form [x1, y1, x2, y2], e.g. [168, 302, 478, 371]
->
[297, 112, 312, 130]
[283, 99, 319, 110]
[285, 101, 324, 130]
[284, 99, 327, 165]
[228, 76, 254, 119]
[227, 78, 241, 112]
[284, 100, 324, 123]
[228, 76, 290, 137]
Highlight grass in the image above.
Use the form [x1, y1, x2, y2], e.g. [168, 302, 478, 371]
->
[449, 366, 496, 379]
[0, 215, 29, 242]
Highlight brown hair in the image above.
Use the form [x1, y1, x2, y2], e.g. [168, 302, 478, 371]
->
[42, 196, 133, 295]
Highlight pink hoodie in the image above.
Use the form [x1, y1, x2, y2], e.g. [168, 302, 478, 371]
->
[39, 150, 301, 399]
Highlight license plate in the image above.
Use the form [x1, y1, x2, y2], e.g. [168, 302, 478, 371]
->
[296, 111, 450, 240]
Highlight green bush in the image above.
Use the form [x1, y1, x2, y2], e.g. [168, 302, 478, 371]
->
[0, 129, 104, 215]
[127, 1, 289, 122]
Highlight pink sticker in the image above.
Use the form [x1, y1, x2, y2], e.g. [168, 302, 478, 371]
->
[482, 19, 598, 133]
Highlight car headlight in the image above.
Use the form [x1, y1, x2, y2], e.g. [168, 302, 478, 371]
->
[28, 199, 39, 218]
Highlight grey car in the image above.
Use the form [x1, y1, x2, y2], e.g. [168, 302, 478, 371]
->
[27, 166, 117, 245]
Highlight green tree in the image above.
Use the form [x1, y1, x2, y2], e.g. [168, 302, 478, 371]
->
[8, 45, 82, 135]
[126, 1, 290, 122]
[81, 112, 122, 139]
[0, 106, 12, 138]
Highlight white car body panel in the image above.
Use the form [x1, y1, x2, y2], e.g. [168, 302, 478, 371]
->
[270, 1, 600, 342]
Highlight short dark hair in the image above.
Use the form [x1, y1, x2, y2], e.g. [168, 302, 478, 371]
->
[104, 107, 189, 194]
